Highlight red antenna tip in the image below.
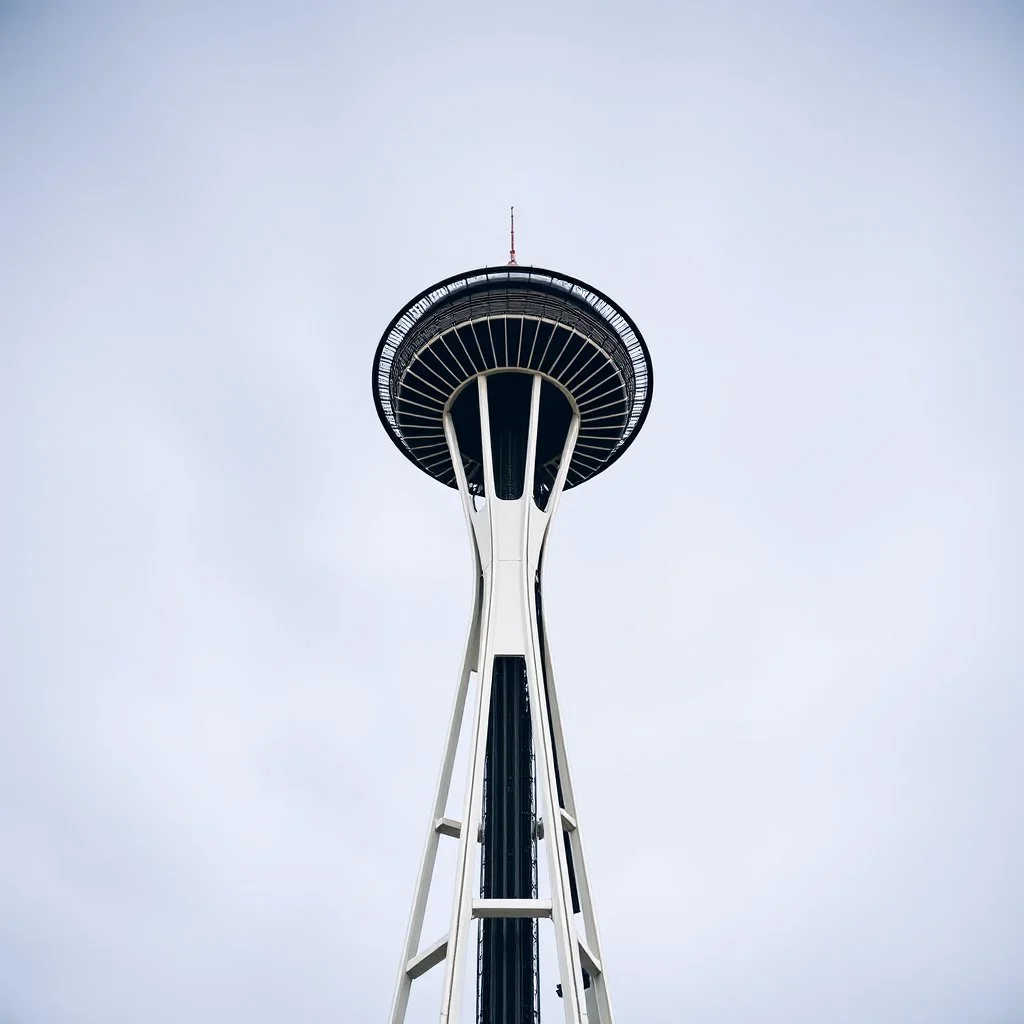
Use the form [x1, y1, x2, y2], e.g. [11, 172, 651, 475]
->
[507, 205, 517, 266]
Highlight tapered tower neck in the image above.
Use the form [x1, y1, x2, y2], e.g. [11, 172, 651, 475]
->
[450, 372, 574, 509]
[441, 369, 580, 1023]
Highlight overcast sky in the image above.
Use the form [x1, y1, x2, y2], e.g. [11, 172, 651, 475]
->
[2, 2, 1022, 1022]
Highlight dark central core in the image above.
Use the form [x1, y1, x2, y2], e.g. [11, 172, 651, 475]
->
[480, 655, 536, 1024]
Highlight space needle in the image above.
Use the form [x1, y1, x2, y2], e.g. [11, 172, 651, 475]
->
[372, 213, 653, 1024]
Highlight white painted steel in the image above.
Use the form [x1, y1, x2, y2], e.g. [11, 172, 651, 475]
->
[577, 936, 602, 978]
[387, 433, 481, 1024]
[472, 898, 553, 919]
[538, 603, 615, 1024]
[389, 370, 615, 1024]
[407, 934, 450, 980]
[433, 817, 462, 839]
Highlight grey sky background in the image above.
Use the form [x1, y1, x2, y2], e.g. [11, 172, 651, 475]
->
[2, 2, 1022, 1021]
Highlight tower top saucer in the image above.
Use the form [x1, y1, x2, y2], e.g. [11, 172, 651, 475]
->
[372, 265, 653, 491]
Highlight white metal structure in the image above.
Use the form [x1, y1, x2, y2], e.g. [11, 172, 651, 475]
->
[373, 264, 652, 1024]
[390, 372, 612, 1024]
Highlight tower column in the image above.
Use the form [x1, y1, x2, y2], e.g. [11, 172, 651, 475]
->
[389, 371, 612, 1024]
[374, 263, 651, 1024]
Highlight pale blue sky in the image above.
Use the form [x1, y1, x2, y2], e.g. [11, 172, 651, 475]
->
[2, 2, 1022, 1022]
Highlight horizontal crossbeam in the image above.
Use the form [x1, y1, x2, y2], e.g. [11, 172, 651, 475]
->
[472, 898, 553, 919]
[433, 817, 461, 838]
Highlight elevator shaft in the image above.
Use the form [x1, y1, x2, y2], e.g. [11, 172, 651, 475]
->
[479, 655, 537, 1024]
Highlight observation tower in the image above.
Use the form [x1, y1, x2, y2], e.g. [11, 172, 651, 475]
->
[373, 228, 653, 1024]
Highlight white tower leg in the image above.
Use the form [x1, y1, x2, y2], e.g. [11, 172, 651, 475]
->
[389, 371, 615, 1024]
[388, 582, 480, 1024]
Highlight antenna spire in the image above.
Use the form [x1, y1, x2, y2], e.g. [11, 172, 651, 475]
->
[507, 205, 517, 266]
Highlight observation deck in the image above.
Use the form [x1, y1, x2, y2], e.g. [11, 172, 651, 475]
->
[372, 266, 653, 495]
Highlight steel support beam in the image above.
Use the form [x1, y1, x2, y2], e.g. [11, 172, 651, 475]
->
[389, 370, 615, 1024]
